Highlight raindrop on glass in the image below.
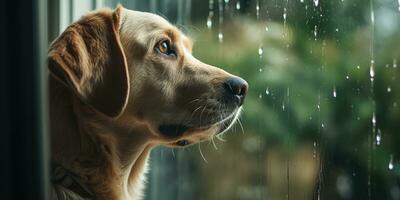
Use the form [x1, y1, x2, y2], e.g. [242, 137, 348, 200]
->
[282, 102, 285, 111]
[265, 88, 270, 95]
[314, 25, 318, 40]
[370, 60, 375, 78]
[313, 141, 317, 158]
[236, 1, 240, 10]
[218, 32, 223, 43]
[256, 1, 260, 19]
[335, 28, 339, 32]
[333, 87, 337, 98]
[283, 8, 287, 20]
[258, 46, 263, 58]
[398, 0, 400, 12]
[265, 26, 269, 32]
[207, 0, 214, 29]
[376, 129, 382, 145]
[394, 59, 398, 68]
[259, 67, 263, 72]
[313, 0, 319, 7]
[371, 8, 375, 24]
[356, 65, 360, 70]
[300, 0, 304, 3]
[346, 75, 350, 80]
[389, 154, 394, 170]
[387, 86, 392, 93]
[207, 17, 212, 29]
[372, 112, 376, 126]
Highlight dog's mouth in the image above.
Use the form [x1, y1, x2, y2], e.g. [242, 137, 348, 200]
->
[158, 107, 241, 147]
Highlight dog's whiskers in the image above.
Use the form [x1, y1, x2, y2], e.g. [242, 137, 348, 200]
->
[187, 98, 201, 105]
[189, 106, 203, 122]
[237, 117, 245, 135]
[216, 134, 226, 142]
[199, 103, 208, 127]
[198, 143, 208, 163]
[211, 135, 218, 150]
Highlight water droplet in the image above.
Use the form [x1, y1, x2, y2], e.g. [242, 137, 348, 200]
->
[313, 0, 319, 7]
[265, 26, 269, 32]
[313, 141, 317, 158]
[376, 129, 382, 145]
[370, 60, 375, 78]
[372, 112, 376, 125]
[207, 0, 214, 29]
[346, 75, 350, 80]
[317, 104, 320, 110]
[265, 88, 270, 95]
[256, 1, 260, 19]
[321, 123, 325, 128]
[282, 102, 285, 111]
[258, 67, 263, 72]
[371, 9, 375, 24]
[258, 46, 263, 57]
[236, 1, 240, 10]
[333, 87, 337, 98]
[300, 0, 304, 3]
[398, 0, 400, 11]
[356, 65, 360, 70]
[389, 155, 394, 170]
[388, 86, 392, 93]
[224, 0, 229, 3]
[206, 17, 212, 29]
[218, 32, 223, 43]
[259, 93, 263, 99]
[283, 8, 287, 20]
[394, 59, 398, 68]
[335, 28, 339, 32]
[314, 25, 318, 40]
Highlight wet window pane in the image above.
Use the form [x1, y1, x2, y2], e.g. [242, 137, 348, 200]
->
[65, 0, 400, 199]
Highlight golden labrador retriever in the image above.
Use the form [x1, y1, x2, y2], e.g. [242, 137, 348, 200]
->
[49, 5, 248, 200]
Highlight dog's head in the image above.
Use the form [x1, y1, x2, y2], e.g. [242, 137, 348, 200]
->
[48, 6, 248, 147]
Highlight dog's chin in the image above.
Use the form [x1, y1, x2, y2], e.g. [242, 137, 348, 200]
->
[159, 107, 241, 147]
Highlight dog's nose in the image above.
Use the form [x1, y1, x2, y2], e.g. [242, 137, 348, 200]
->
[223, 76, 248, 106]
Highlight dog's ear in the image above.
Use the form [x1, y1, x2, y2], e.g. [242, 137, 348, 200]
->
[48, 6, 129, 118]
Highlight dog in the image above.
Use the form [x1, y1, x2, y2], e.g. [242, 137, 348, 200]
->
[48, 5, 248, 200]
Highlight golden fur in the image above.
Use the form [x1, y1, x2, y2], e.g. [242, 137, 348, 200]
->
[49, 5, 246, 200]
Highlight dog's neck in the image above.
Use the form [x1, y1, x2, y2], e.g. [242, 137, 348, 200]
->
[50, 76, 153, 200]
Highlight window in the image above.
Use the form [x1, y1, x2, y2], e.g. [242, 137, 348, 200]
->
[55, 0, 400, 199]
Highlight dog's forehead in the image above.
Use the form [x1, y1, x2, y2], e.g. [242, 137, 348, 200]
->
[121, 9, 171, 29]
[120, 8, 192, 49]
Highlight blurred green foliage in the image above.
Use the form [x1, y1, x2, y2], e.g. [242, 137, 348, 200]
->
[110, 0, 400, 199]
[188, 0, 400, 199]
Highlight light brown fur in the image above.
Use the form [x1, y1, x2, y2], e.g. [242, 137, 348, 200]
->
[49, 5, 246, 200]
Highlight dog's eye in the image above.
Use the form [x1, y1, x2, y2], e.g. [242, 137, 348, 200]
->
[156, 40, 176, 57]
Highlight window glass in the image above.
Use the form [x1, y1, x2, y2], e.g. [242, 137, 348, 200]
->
[63, 0, 400, 199]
